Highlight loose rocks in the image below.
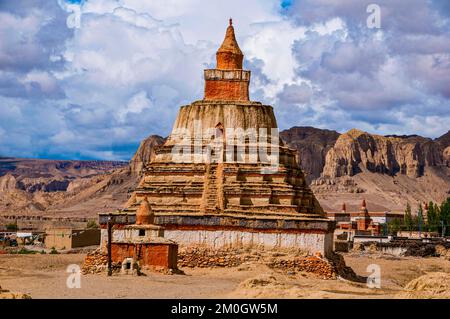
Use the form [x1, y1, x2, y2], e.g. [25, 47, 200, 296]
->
[268, 256, 335, 279]
[0, 286, 31, 299]
[178, 247, 358, 280]
[178, 247, 255, 268]
[81, 250, 120, 274]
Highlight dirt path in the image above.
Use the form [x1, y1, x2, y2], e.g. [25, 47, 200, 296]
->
[1, 253, 449, 299]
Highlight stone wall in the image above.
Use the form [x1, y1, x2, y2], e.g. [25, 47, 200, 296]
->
[163, 229, 333, 257]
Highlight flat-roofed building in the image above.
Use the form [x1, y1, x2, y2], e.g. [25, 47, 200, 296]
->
[45, 228, 100, 250]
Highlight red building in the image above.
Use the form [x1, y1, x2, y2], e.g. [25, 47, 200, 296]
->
[99, 199, 178, 272]
[326, 200, 403, 236]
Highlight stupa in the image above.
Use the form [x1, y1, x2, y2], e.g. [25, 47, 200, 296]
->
[101, 19, 334, 256]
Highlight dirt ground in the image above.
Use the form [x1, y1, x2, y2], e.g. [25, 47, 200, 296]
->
[0, 252, 449, 299]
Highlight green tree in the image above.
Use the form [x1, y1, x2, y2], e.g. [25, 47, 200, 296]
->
[418, 204, 424, 228]
[439, 197, 450, 236]
[404, 203, 414, 231]
[427, 201, 439, 232]
[86, 220, 99, 229]
[387, 219, 401, 235]
[5, 222, 18, 232]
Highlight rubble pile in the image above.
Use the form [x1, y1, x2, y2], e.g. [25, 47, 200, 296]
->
[0, 286, 31, 299]
[404, 243, 437, 257]
[327, 252, 362, 281]
[81, 250, 120, 274]
[178, 247, 257, 268]
[435, 245, 450, 260]
[178, 247, 358, 281]
[268, 255, 335, 279]
[397, 272, 450, 298]
[352, 242, 365, 251]
[351, 240, 450, 259]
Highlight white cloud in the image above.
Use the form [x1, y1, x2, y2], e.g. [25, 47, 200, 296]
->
[117, 90, 153, 122]
[0, 0, 449, 160]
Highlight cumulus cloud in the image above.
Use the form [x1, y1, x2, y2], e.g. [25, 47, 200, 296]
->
[0, 0, 449, 160]
[273, 0, 450, 137]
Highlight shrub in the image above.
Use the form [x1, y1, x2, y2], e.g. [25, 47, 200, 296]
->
[17, 248, 37, 254]
[86, 220, 99, 229]
[5, 223, 18, 231]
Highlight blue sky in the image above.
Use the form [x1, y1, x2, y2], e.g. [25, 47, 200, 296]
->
[0, 0, 449, 160]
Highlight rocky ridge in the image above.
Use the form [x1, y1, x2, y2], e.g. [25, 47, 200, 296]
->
[129, 135, 165, 176]
[280, 126, 340, 183]
[281, 127, 450, 212]
[320, 129, 446, 179]
[0, 127, 448, 217]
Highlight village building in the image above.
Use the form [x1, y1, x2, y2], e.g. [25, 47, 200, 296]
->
[45, 227, 100, 250]
[327, 200, 404, 240]
[327, 202, 404, 229]
[100, 20, 334, 257]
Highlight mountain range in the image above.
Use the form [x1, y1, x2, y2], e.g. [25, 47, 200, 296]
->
[0, 127, 449, 217]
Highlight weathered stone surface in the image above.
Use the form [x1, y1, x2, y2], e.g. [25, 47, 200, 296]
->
[0, 173, 17, 192]
[135, 197, 154, 225]
[177, 247, 357, 280]
[443, 147, 450, 167]
[163, 229, 333, 256]
[18, 177, 70, 192]
[322, 129, 446, 179]
[280, 126, 340, 182]
[167, 101, 276, 145]
[436, 130, 450, 149]
[129, 135, 165, 176]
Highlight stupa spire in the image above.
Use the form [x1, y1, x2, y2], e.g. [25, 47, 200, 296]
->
[203, 19, 250, 101]
[216, 18, 243, 70]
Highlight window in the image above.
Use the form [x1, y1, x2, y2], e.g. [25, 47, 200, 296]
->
[139, 229, 145, 236]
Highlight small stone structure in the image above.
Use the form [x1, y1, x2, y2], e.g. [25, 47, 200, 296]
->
[99, 199, 178, 271]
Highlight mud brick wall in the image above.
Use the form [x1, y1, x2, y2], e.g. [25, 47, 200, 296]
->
[71, 229, 100, 248]
[204, 79, 249, 101]
[111, 242, 178, 269]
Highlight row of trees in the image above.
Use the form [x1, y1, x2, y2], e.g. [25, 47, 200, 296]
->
[387, 197, 450, 236]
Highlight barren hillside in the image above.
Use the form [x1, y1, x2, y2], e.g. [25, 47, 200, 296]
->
[1, 128, 449, 218]
[281, 128, 450, 212]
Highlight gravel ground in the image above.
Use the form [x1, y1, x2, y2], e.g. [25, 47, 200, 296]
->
[0, 253, 449, 299]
